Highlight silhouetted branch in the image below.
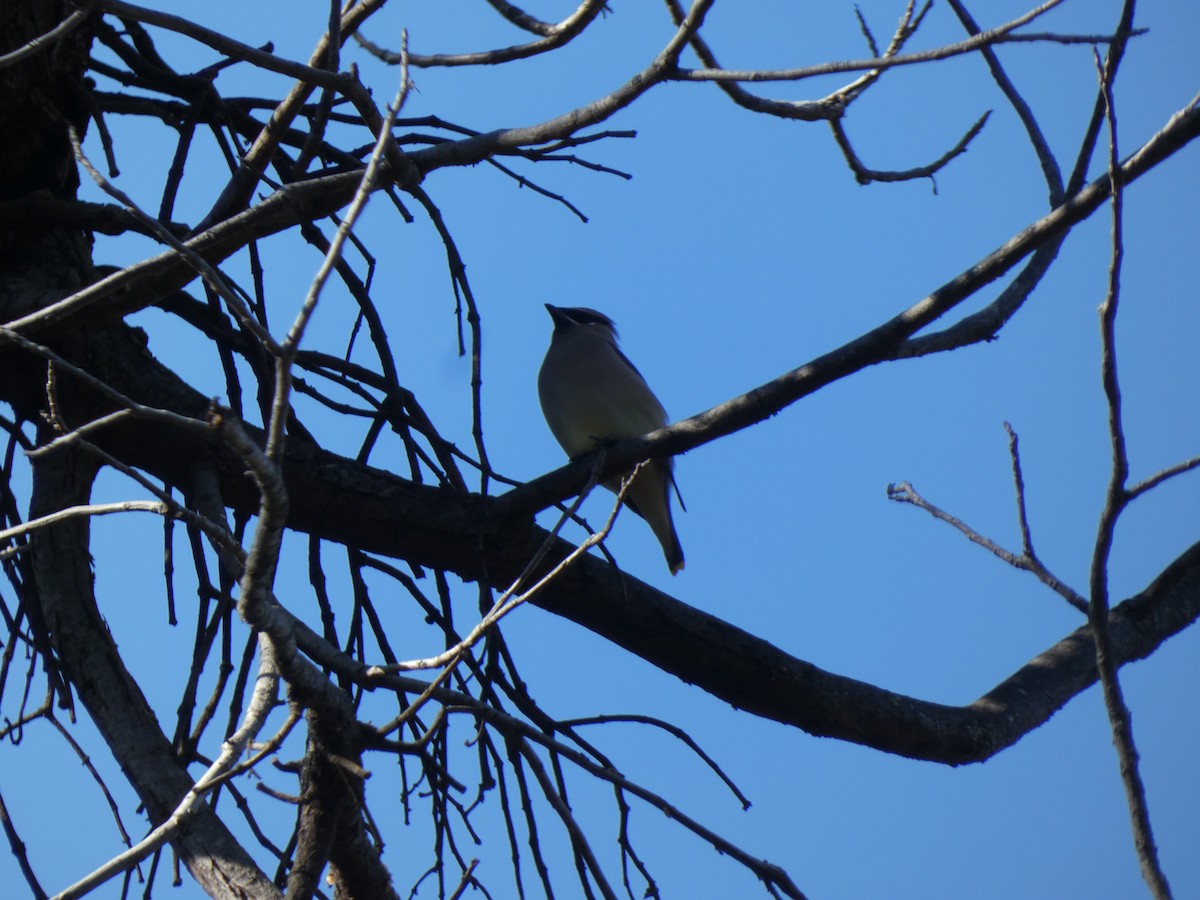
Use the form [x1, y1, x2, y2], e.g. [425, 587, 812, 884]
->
[499, 92, 1200, 518]
[829, 110, 990, 187]
[0, 8, 87, 69]
[358, 0, 609, 67]
[670, 0, 1079, 84]
[1088, 47, 1173, 900]
[887, 478, 1087, 613]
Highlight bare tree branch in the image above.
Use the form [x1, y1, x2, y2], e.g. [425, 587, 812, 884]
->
[53, 639, 282, 900]
[359, 0, 609, 67]
[28, 441, 281, 897]
[3, 3, 1197, 896]
[498, 91, 1200, 519]
[1088, 43, 1173, 900]
[887, 479, 1088, 613]
[671, 0, 1071, 84]
[0, 8, 87, 69]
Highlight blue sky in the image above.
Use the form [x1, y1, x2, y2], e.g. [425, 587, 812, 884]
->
[3, 1, 1198, 898]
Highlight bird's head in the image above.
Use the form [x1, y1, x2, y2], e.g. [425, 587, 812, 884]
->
[545, 304, 619, 339]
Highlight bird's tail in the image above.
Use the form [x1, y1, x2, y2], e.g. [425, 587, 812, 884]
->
[620, 462, 685, 574]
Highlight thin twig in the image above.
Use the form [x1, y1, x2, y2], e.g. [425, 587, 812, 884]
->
[0, 501, 170, 548]
[829, 110, 990, 187]
[51, 640, 281, 900]
[671, 0, 1070, 84]
[887, 480, 1087, 612]
[1067, 0, 1139, 197]
[0, 326, 207, 444]
[1127, 453, 1200, 500]
[383, 461, 629, 674]
[946, 0, 1064, 205]
[267, 37, 413, 459]
[0, 9, 88, 69]
[1088, 45, 1173, 900]
[461, 703, 809, 899]
[66, 125, 279, 353]
[513, 739, 619, 900]
[562, 713, 751, 810]
[1004, 422, 1035, 557]
[96, 0, 347, 88]
[0, 790, 47, 899]
[358, 0, 609, 68]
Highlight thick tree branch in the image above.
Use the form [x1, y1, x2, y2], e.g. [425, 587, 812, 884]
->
[26, 334, 1200, 765]
[495, 92, 1200, 519]
[1, 85, 1197, 770]
[28, 441, 281, 898]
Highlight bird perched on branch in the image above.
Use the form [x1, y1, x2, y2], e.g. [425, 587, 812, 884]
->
[537, 304, 685, 574]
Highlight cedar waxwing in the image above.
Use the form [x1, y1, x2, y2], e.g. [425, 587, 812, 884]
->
[538, 304, 685, 574]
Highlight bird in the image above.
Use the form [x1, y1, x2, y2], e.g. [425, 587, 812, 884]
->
[537, 303, 685, 574]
